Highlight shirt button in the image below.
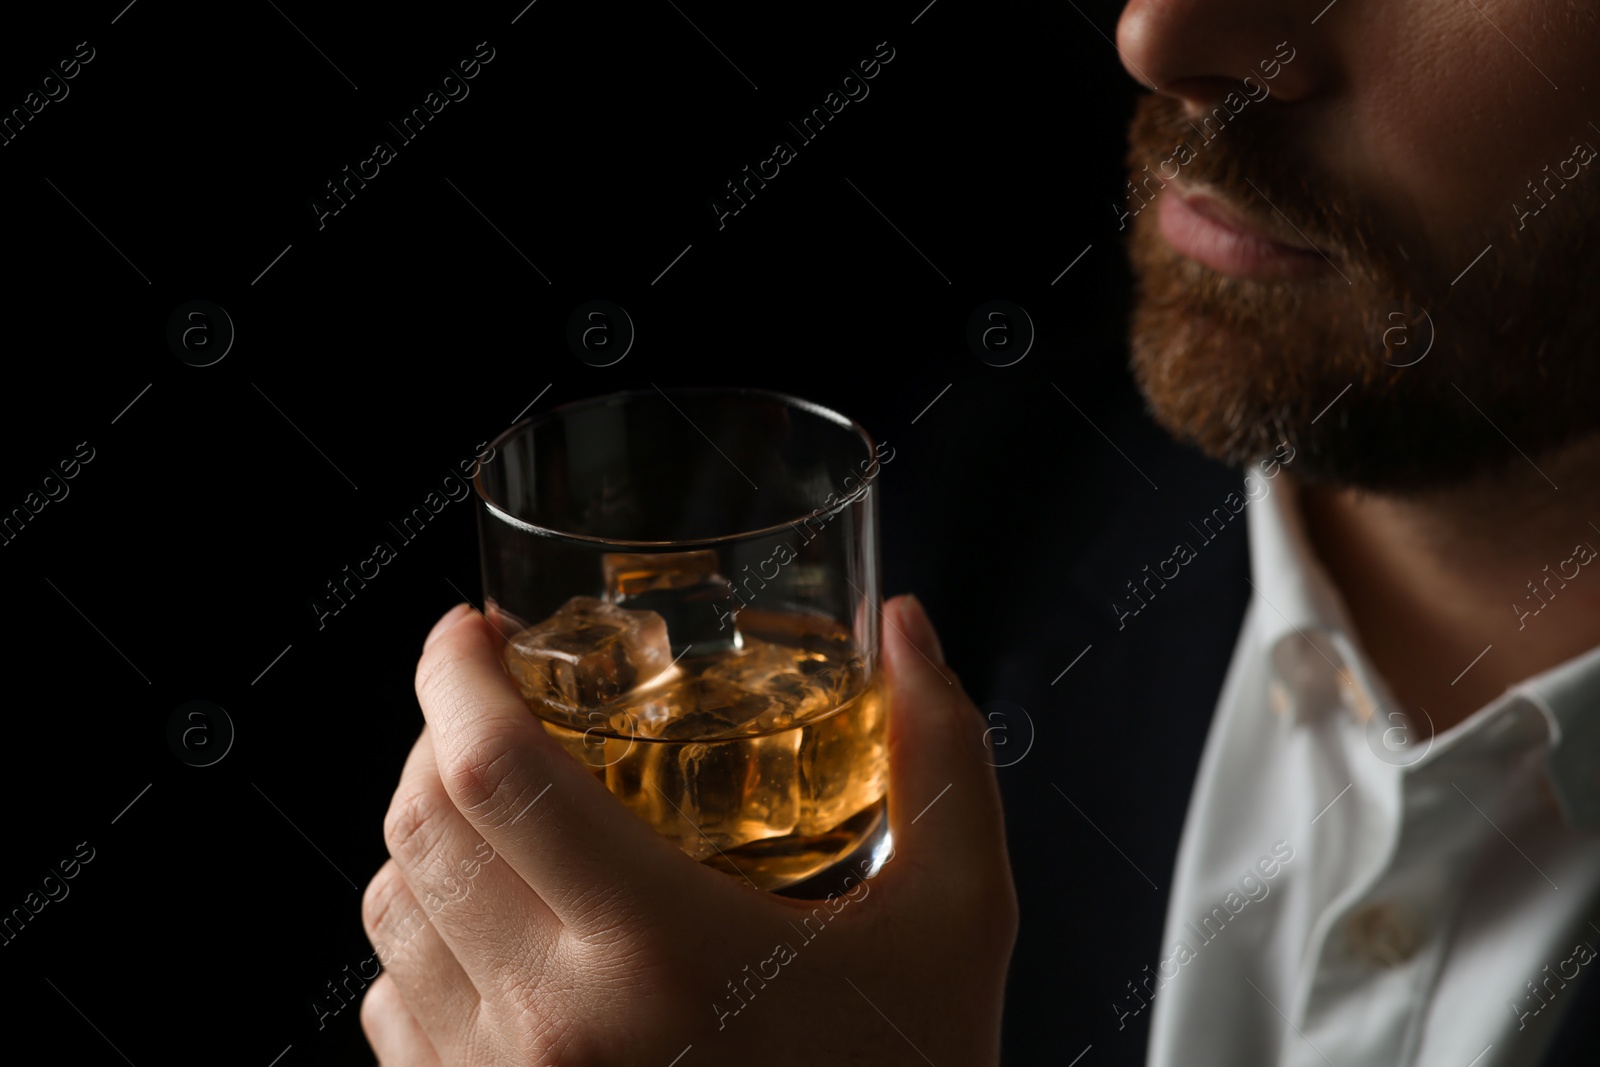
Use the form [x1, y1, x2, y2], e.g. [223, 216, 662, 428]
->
[1337, 673, 1375, 723]
[1269, 631, 1346, 720]
[1346, 902, 1421, 967]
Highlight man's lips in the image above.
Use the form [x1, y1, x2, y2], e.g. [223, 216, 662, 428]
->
[1158, 186, 1328, 279]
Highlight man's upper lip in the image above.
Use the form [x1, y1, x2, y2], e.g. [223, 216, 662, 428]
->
[1174, 185, 1318, 253]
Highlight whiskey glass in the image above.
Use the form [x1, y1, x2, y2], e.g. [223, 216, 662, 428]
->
[475, 387, 891, 895]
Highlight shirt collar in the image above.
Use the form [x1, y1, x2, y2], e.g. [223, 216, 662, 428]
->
[1512, 644, 1600, 829]
[1244, 470, 1600, 830]
[1245, 471, 1385, 724]
[1244, 469, 1356, 646]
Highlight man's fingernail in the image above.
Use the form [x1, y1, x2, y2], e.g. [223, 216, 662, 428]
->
[424, 603, 475, 650]
[897, 594, 946, 666]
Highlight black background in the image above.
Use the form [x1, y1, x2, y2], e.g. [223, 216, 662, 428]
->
[0, 1, 1189, 1063]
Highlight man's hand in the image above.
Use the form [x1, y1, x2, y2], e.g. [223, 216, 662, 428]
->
[360, 594, 1017, 1066]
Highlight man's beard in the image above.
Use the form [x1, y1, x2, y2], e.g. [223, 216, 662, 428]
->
[1124, 93, 1600, 493]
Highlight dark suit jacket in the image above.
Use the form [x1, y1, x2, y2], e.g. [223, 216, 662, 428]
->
[911, 386, 1600, 1065]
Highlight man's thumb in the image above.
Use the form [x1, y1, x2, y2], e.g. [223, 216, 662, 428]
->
[880, 595, 1009, 867]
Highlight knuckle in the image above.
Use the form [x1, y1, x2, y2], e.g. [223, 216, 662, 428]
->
[361, 862, 411, 943]
[500, 989, 584, 1066]
[559, 885, 647, 947]
[383, 784, 448, 867]
[359, 974, 402, 1040]
[440, 722, 528, 821]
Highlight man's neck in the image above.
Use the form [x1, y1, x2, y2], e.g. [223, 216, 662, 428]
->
[1299, 436, 1600, 734]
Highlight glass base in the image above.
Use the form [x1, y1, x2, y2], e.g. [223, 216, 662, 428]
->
[699, 798, 892, 897]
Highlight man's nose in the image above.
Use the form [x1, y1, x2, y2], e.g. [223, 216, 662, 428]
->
[1115, 0, 1320, 109]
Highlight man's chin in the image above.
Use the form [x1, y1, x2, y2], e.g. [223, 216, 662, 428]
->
[1125, 249, 1498, 494]
[1125, 216, 1397, 486]
[1127, 275, 1596, 496]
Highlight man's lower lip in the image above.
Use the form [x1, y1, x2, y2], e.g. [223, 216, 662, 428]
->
[1157, 192, 1326, 279]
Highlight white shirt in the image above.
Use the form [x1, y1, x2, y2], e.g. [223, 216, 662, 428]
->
[1142, 473, 1600, 1067]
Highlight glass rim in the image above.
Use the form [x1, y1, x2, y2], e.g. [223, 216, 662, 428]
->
[474, 385, 881, 549]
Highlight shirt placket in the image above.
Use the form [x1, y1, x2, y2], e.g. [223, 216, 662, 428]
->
[1287, 697, 1551, 1067]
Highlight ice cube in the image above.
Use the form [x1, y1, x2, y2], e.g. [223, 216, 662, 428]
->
[624, 675, 780, 740]
[702, 638, 840, 729]
[606, 731, 802, 859]
[602, 549, 744, 657]
[610, 639, 849, 741]
[502, 596, 673, 723]
[796, 677, 886, 835]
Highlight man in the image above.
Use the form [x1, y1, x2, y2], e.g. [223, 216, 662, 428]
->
[1101, 2, 1600, 1061]
[358, 1, 1600, 1063]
